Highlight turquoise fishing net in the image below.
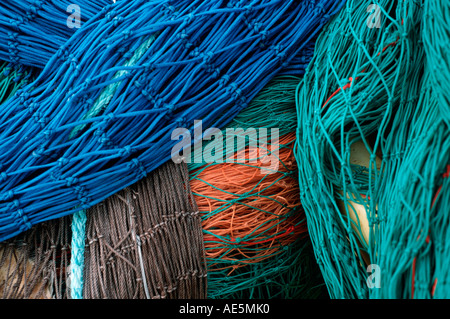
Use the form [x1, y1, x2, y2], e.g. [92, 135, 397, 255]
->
[295, 0, 449, 299]
[422, 0, 450, 126]
[374, 0, 450, 299]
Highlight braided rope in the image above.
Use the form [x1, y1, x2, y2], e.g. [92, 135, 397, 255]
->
[70, 210, 86, 299]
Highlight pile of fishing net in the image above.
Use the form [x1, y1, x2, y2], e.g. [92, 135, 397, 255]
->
[295, 0, 450, 299]
[0, 0, 343, 299]
[188, 77, 326, 298]
[0, 0, 449, 301]
[0, 74, 327, 299]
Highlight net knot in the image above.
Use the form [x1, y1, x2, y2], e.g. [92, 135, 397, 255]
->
[191, 47, 201, 59]
[219, 74, 230, 87]
[19, 91, 30, 104]
[2, 190, 14, 201]
[27, 5, 38, 18]
[259, 30, 268, 45]
[122, 30, 132, 40]
[0, 172, 7, 182]
[165, 103, 176, 117]
[9, 18, 24, 31]
[82, 78, 92, 90]
[244, 4, 254, 15]
[58, 157, 69, 167]
[105, 10, 117, 22]
[203, 51, 215, 65]
[43, 129, 54, 140]
[32, 146, 45, 158]
[177, 29, 188, 40]
[66, 176, 79, 187]
[106, 112, 116, 122]
[119, 145, 134, 157]
[14, 209, 32, 233]
[184, 12, 194, 25]
[211, 67, 221, 80]
[112, 16, 123, 27]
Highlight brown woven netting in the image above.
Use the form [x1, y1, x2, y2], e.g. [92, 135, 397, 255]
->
[0, 161, 207, 299]
[0, 217, 71, 299]
[82, 161, 207, 299]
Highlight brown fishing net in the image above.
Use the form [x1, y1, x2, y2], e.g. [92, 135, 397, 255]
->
[82, 161, 207, 299]
[0, 161, 207, 299]
[0, 217, 71, 299]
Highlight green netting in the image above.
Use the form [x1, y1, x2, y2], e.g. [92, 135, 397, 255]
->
[294, 0, 449, 299]
[205, 238, 327, 299]
[0, 62, 33, 104]
[418, 0, 450, 299]
[372, 0, 450, 299]
[372, 69, 449, 299]
[422, 0, 450, 126]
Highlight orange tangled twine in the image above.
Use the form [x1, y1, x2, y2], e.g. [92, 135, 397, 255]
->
[190, 132, 308, 274]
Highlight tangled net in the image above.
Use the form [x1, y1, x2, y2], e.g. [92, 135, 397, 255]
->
[295, 0, 449, 299]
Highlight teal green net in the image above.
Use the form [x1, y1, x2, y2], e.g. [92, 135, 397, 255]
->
[294, 0, 449, 299]
[0, 62, 33, 104]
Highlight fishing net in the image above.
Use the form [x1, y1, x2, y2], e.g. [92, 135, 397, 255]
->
[191, 133, 325, 299]
[413, 0, 450, 298]
[0, 0, 319, 77]
[188, 76, 326, 299]
[0, 161, 207, 300]
[422, 0, 450, 126]
[80, 161, 207, 299]
[372, 0, 450, 298]
[0, 216, 71, 299]
[0, 73, 329, 299]
[68, 76, 327, 300]
[373, 70, 449, 299]
[1, 0, 447, 302]
[0, 0, 111, 68]
[0, 0, 345, 242]
[294, 0, 449, 299]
